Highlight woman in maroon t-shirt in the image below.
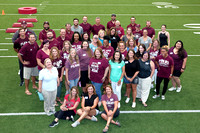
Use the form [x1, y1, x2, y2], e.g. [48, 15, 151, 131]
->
[60, 40, 71, 62]
[153, 45, 174, 100]
[50, 47, 65, 105]
[70, 32, 82, 51]
[168, 40, 187, 92]
[49, 86, 80, 127]
[118, 41, 127, 60]
[36, 40, 50, 71]
[101, 85, 120, 132]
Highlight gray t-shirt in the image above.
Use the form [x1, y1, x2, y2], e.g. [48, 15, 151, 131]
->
[138, 36, 152, 50]
[71, 25, 83, 35]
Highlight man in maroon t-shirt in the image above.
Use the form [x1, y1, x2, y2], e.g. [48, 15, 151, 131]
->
[56, 28, 68, 50]
[107, 14, 116, 30]
[115, 20, 125, 38]
[142, 21, 155, 40]
[127, 16, 137, 33]
[80, 16, 92, 36]
[14, 28, 29, 86]
[39, 21, 56, 43]
[92, 17, 105, 36]
[65, 23, 74, 41]
[18, 34, 39, 95]
[40, 31, 61, 50]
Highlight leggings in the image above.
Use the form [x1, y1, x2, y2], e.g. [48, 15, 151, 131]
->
[156, 76, 169, 95]
[54, 110, 75, 120]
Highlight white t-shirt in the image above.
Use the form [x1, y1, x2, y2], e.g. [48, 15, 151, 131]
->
[39, 67, 58, 91]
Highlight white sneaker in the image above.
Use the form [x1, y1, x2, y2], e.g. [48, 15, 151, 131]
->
[151, 84, 154, 89]
[176, 85, 182, 93]
[125, 97, 130, 103]
[18, 70, 20, 75]
[168, 87, 176, 91]
[152, 95, 160, 99]
[161, 95, 165, 100]
[71, 121, 80, 127]
[154, 89, 156, 92]
[118, 102, 120, 108]
[91, 116, 98, 121]
[132, 102, 136, 108]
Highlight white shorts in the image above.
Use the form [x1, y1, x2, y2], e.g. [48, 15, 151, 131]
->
[24, 66, 39, 79]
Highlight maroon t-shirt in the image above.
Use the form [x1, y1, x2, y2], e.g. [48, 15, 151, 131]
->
[155, 55, 174, 78]
[52, 57, 65, 77]
[39, 29, 56, 41]
[19, 42, 39, 67]
[149, 48, 160, 69]
[127, 23, 137, 33]
[60, 51, 70, 63]
[100, 46, 114, 60]
[72, 41, 82, 51]
[168, 47, 188, 71]
[13, 37, 29, 51]
[65, 30, 74, 41]
[89, 57, 109, 83]
[121, 50, 128, 60]
[65, 60, 80, 80]
[36, 49, 49, 70]
[142, 27, 155, 38]
[80, 23, 93, 36]
[56, 36, 68, 50]
[40, 39, 61, 50]
[116, 27, 125, 38]
[133, 30, 143, 45]
[107, 20, 116, 29]
[92, 24, 105, 35]
[77, 49, 93, 71]
[101, 93, 118, 110]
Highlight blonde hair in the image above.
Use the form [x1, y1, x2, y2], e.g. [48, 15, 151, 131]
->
[161, 45, 169, 51]
[68, 48, 79, 64]
[68, 86, 79, 101]
[98, 29, 105, 38]
[49, 47, 61, 61]
[152, 39, 160, 50]
[62, 40, 72, 52]
[44, 58, 52, 68]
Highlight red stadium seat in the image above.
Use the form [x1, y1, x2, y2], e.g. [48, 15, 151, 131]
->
[6, 28, 19, 33]
[17, 18, 38, 22]
[12, 23, 34, 27]
[18, 7, 37, 14]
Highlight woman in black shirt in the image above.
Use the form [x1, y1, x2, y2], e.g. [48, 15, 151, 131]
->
[108, 27, 120, 51]
[124, 49, 140, 108]
[71, 84, 99, 127]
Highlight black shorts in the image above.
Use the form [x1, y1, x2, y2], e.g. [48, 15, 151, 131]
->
[102, 108, 120, 118]
[80, 70, 89, 87]
[173, 70, 182, 77]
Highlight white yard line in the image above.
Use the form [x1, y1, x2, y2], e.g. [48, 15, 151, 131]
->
[0, 110, 200, 116]
[0, 43, 12, 45]
[2, 14, 200, 16]
[0, 49, 8, 51]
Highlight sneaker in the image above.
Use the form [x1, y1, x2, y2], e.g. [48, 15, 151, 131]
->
[18, 70, 20, 75]
[118, 102, 120, 108]
[70, 115, 74, 122]
[125, 97, 130, 103]
[35, 78, 39, 83]
[49, 121, 59, 127]
[132, 102, 136, 108]
[176, 85, 182, 93]
[154, 89, 156, 92]
[115, 120, 121, 127]
[71, 121, 80, 128]
[19, 81, 24, 86]
[152, 95, 160, 99]
[161, 95, 165, 100]
[91, 116, 98, 121]
[168, 87, 176, 91]
[151, 84, 154, 89]
[46, 112, 52, 116]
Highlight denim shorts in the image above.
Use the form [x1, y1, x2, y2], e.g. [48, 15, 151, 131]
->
[124, 76, 139, 84]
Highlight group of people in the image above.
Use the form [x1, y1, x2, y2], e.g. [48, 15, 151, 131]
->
[13, 14, 188, 132]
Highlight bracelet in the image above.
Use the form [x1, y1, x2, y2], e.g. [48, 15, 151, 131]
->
[181, 68, 185, 70]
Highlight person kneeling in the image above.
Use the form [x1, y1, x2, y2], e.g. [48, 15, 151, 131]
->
[101, 85, 121, 133]
[49, 86, 80, 127]
[71, 84, 99, 127]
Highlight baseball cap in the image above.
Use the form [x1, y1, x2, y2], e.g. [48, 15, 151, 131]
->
[43, 21, 50, 25]
[111, 14, 116, 17]
[136, 24, 141, 28]
[21, 21, 27, 24]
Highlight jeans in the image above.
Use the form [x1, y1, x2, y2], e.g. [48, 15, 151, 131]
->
[57, 81, 62, 98]
[69, 78, 79, 90]
[91, 81, 103, 101]
[18, 59, 24, 82]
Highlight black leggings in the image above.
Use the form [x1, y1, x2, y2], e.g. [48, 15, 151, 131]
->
[54, 110, 75, 120]
[156, 76, 169, 95]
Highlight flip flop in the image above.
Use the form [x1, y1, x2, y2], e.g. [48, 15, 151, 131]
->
[32, 86, 38, 90]
[25, 91, 32, 95]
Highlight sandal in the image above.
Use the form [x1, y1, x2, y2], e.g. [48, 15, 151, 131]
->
[103, 125, 109, 133]
[32, 86, 38, 90]
[55, 101, 59, 106]
[115, 120, 121, 127]
[143, 103, 148, 107]
[57, 99, 63, 104]
[25, 90, 32, 95]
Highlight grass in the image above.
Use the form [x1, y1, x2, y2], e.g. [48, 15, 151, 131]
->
[0, 0, 200, 132]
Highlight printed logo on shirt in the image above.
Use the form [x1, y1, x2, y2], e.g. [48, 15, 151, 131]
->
[20, 41, 28, 47]
[63, 53, 69, 60]
[159, 59, 169, 67]
[71, 62, 80, 68]
[169, 52, 173, 55]
[91, 62, 99, 73]
[110, 98, 114, 101]
[53, 60, 63, 68]
[102, 49, 111, 59]
[30, 49, 32, 51]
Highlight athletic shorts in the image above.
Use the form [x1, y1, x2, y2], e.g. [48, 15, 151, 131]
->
[173, 70, 182, 77]
[24, 66, 38, 79]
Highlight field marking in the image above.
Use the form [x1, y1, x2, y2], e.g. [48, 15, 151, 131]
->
[3, 14, 200, 16]
[0, 49, 8, 51]
[0, 110, 200, 116]
[0, 43, 13, 45]
[5, 38, 12, 40]
[0, 4, 200, 6]
[0, 55, 199, 58]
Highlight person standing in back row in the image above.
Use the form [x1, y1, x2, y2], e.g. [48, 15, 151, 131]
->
[92, 17, 105, 35]
[158, 24, 170, 48]
[80, 16, 93, 36]
[142, 20, 155, 40]
[71, 18, 83, 35]
[107, 14, 116, 30]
